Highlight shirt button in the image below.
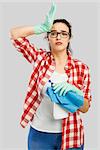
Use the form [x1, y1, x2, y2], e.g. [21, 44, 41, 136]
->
[65, 66, 68, 69]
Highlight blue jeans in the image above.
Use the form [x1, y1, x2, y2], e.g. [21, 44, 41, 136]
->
[28, 126, 84, 150]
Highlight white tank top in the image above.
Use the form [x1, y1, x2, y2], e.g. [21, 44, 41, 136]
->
[30, 70, 68, 133]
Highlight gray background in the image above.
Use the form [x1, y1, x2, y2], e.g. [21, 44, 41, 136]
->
[0, 1, 100, 150]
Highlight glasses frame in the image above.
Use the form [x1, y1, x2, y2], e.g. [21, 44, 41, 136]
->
[48, 31, 70, 38]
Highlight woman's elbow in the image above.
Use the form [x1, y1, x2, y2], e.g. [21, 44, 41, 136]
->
[10, 28, 18, 39]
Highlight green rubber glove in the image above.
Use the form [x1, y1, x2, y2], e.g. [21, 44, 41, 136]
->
[34, 1, 56, 34]
[52, 81, 83, 96]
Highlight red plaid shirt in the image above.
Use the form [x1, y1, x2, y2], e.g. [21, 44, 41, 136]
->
[11, 37, 92, 149]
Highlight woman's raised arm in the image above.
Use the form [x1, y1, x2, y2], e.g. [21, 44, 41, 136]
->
[10, 1, 56, 39]
[10, 26, 35, 39]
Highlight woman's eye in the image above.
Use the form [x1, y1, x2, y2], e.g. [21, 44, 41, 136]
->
[51, 32, 56, 35]
[62, 33, 67, 36]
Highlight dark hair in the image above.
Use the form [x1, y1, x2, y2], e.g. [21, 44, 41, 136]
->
[52, 19, 72, 38]
[47, 19, 72, 52]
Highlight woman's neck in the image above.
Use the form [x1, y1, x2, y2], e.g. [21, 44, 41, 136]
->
[51, 50, 68, 64]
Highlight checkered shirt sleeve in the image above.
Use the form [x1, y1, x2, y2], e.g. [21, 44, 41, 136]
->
[11, 37, 46, 64]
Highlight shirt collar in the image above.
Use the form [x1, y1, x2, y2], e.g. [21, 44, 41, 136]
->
[65, 50, 75, 70]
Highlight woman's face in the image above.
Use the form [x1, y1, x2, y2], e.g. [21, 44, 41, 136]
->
[48, 22, 70, 53]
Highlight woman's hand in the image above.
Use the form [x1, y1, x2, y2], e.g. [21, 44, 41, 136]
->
[52, 81, 83, 96]
[10, 2, 56, 39]
[34, 1, 56, 34]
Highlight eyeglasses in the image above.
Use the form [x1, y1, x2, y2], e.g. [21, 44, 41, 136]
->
[48, 31, 70, 38]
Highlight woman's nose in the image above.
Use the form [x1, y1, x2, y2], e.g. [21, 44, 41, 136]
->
[56, 34, 61, 40]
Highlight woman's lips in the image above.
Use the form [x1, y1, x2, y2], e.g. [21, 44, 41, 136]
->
[55, 42, 63, 45]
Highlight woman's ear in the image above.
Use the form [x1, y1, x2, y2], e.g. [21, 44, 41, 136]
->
[47, 36, 50, 42]
[68, 36, 72, 43]
[44, 35, 49, 41]
[70, 34, 73, 40]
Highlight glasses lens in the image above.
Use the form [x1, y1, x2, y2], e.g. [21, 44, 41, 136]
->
[61, 32, 69, 38]
[50, 31, 57, 38]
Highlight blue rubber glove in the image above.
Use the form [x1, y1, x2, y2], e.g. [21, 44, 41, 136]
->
[46, 86, 84, 113]
[52, 81, 83, 96]
[34, 1, 56, 34]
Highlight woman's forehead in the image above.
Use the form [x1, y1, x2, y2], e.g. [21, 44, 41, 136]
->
[51, 23, 69, 32]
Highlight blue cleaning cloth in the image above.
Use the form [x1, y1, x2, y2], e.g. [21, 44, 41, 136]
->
[46, 86, 84, 113]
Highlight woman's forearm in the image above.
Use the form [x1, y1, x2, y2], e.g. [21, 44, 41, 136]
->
[10, 26, 35, 39]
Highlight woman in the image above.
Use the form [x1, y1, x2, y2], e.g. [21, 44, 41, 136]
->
[10, 2, 91, 150]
